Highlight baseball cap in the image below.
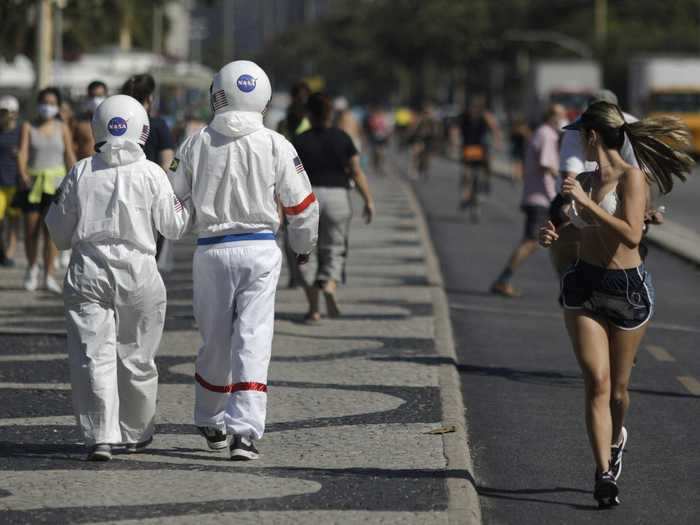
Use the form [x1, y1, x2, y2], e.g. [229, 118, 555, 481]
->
[589, 89, 618, 106]
[0, 95, 19, 112]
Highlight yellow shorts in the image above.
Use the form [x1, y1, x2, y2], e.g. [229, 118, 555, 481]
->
[0, 186, 18, 220]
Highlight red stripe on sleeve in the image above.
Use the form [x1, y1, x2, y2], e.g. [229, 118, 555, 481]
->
[283, 193, 316, 216]
[195, 373, 268, 393]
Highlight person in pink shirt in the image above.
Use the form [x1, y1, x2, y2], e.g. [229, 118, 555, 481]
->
[491, 104, 566, 297]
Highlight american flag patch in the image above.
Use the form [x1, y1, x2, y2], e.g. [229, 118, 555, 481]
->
[173, 195, 183, 213]
[212, 90, 228, 111]
[293, 156, 305, 174]
[140, 125, 150, 143]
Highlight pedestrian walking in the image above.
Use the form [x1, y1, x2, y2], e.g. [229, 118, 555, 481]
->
[293, 92, 375, 322]
[277, 80, 312, 289]
[170, 60, 318, 460]
[73, 80, 108, 161]
[457, 95, 502, 221]
[45, 95, 191, 461]
[0, 95, 21, 268]
[539, 101, 694, 507]
[16, 87, 76, 293]
[363, 104, 392, 175]
[490, 104, 566, 297]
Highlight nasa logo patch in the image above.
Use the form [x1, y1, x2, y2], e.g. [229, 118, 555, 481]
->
[107, 117, 128, 136]
[236, 74, 257, 93]
[169, 158, 180, 172]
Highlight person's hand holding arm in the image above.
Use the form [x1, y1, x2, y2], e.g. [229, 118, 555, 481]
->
[349, 155, 374, 223]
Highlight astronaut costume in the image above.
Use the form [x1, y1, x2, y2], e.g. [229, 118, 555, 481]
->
[169, 60, 318, 458]
[45, 95, 191, 460]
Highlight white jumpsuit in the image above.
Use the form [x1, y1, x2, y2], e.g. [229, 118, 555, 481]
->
[170, 111, 318, 440]
[45, 140, 191, 445]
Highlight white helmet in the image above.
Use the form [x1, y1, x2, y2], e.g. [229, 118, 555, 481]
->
[92, 94, 149, 149]
[211, 60, 271, 114]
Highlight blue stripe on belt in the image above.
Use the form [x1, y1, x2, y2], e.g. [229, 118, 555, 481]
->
[197, 233, 276, 246]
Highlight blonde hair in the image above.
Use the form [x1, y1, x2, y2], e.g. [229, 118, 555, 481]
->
[579, 101, 694, 194]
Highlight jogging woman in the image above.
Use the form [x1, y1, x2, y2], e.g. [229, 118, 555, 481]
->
[539, 101, 693, 507]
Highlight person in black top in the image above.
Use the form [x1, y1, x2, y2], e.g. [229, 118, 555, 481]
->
[121, 74, 175, 172]
[457, 95, 502, 220]
[121, 74, 176, 263]
[293, 93, 375, 322]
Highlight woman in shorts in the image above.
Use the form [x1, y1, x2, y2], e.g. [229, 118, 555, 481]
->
[539, 101, 693, 507]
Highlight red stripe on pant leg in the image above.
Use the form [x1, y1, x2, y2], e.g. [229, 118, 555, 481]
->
[195, 373, 267, 393]
[283, 193, 316, 215]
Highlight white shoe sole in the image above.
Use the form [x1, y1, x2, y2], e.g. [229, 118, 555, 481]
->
[230, 448, 259, 461]
[204, 435, 231, 450]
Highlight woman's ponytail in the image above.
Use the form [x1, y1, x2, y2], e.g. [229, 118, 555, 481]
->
[626, 116, 694, 194]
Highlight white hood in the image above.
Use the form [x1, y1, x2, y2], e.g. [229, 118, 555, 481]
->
[97, 138, 146, 167]
[209, 111, 264, 138]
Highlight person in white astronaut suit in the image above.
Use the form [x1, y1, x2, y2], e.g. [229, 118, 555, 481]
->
[170, 60, 319, 460]
[45, 94, 191, 461]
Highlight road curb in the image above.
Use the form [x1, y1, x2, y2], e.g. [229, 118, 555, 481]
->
[400, 176, 482, 525]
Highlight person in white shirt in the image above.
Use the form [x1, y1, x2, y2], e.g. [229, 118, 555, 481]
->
[45, 95, 191, 461]
[170, 60, 319, 460]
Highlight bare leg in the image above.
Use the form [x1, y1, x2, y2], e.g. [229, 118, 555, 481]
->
[304, 284, 321, 322]
[609, 323, 647, 444]
[42, 223, 57, 279]
[504, 239, 539, 273]
[565, 310, 613, 474]
[24, 212, 41, 267]
[322, 279, 340, 318]
[5, 214, 19, 259]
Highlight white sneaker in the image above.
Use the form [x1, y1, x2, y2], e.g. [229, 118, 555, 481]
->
[59, 250, 71, 269]
[23, 265, 40, 291]
[45, 274, 62, 294]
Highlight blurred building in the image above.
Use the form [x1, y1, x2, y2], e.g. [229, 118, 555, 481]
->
[191, 0, 336, 66]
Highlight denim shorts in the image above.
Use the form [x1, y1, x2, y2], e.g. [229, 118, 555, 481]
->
[559, 259, 655, 330]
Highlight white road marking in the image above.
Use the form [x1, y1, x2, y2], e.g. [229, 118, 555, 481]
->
[0, 353, 65, 362]
[646, 345, 676, 362]
[677, 376, 700, 396]
[0, 382, 70, 390]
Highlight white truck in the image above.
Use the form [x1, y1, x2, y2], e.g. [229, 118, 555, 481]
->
[629, 56, 700, 152]
[527, 59, 602, 123]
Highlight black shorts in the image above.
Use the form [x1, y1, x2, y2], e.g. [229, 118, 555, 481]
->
[11, 190, 53, 214]
[559, 259, 655, 330]
[522, 205, 550, 240]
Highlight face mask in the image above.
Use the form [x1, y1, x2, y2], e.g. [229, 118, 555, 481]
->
[38, 104, 59, 120]
[86, 96, 106, 113]
[558, 118, 569, 131]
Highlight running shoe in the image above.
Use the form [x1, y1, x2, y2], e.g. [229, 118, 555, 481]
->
[490, 281, 521, 298]
[87, 444, 112, 462]
[125, 436, 153, 453]
[23, 265, 40, 291]
[229, 435, 259, 461]
[45, 274, 62, 294]
[197, 426, 230, 450]
[610, 426, 628, 480]
[594, 470, 619, 508]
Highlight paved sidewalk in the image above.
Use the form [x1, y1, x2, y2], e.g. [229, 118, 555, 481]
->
[0, 174, 479, 524]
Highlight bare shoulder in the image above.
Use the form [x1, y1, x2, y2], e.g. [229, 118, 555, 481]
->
[621, 166, 646, 188]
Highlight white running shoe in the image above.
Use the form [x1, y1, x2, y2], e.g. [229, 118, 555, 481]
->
[45, 274, 62, 294]
[23, 265, 40, 291]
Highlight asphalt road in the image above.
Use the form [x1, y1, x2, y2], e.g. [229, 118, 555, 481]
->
[411, 155, 700, 525]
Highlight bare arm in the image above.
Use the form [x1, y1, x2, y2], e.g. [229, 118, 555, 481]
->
[349, 155, 374, 223]
[62, 122, 77, 170]
[16, 123, 31, 189]
[563, 169, 646, 248]
[483, 111, 502, 148]
[159, 148, 175, 173]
